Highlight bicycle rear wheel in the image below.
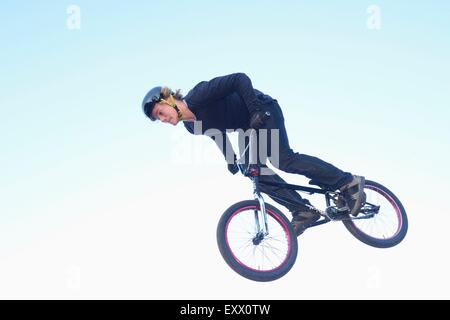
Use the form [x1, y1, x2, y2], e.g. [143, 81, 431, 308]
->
[343, 180, 408, 248]
[217, 200, 297, 282]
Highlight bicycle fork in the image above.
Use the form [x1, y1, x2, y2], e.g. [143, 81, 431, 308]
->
[252, 177, 269, 238]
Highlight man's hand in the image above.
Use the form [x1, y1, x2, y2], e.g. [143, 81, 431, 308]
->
[227, 155, 239, 175]
[228, 163, 239, 175]
[249, 110, 271, 129]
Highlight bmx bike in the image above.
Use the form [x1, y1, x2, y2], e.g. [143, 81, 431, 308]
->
[216, 117, 408, 282]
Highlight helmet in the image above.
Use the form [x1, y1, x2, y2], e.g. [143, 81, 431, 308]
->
[141, 86, 184, 122]
[141, 86, 162, 121]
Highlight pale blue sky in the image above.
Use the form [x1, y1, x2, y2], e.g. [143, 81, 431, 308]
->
[0, 1, 449, 298]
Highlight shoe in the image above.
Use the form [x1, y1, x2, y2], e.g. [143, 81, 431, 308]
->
[339, 175, 366, 216]
[291, 207, 321, 236]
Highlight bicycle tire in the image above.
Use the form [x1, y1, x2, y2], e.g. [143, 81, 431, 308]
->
[217, 200, 298, 282]
[342, 180, 408, 248]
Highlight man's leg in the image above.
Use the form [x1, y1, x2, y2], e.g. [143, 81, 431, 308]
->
[263, 101, 365, 216]
[263, 102, 352, 189]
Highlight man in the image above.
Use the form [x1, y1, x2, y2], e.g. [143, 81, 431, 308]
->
[141, 73, 365, 235]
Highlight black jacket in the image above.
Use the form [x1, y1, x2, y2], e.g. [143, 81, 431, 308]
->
[183, 73, 276, 161]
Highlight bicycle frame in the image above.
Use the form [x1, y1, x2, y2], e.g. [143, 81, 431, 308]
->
[245, 169, 379, 233]
[252, 173, 334, 229]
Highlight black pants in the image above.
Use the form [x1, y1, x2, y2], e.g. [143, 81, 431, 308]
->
[239, 101, 352, 213]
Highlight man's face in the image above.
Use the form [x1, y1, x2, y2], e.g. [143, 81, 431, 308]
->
[151, 102, 178, 125]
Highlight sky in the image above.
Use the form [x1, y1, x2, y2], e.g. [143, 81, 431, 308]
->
[0, 0, 449, 299]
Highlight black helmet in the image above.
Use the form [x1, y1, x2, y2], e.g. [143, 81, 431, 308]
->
[141, 86, 162, 121]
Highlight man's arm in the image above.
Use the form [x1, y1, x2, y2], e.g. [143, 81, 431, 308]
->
[188, 73, 261, 114]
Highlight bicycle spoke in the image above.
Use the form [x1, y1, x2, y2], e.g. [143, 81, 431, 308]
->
[261, 241, 287, 262]
[258, 245, 277, 269]
[264, 236, 286, 243]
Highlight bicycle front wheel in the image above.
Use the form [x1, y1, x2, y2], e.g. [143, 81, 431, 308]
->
[343, 180, 408, 248]
[217, 200, 298, 282]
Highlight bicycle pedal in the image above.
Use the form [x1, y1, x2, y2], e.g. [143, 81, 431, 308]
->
[326, 206, 350, 220]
